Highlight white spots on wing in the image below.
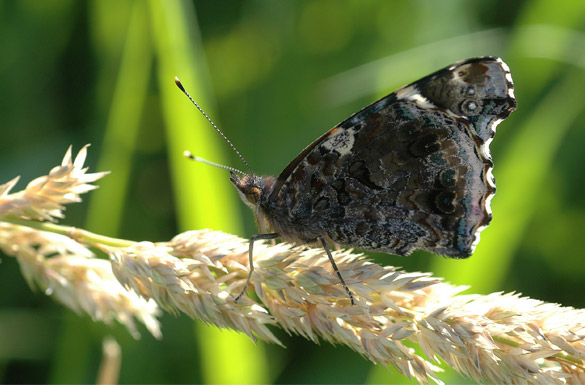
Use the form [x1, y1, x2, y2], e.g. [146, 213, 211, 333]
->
[495, 57, 516, 99]
[494, 57, 507, 67]
[480, 137, 493, 160]
[496, 57, 513, 79]
[486, 167, 496, 189]
[482, 102, 504, 143]
[489, 118, 503, 135]
[471, 187, 495, 253]
[396, 85, 436, 109]
[504, 71, 515, 99]
[470, 222, 488, 254]
[410, 93, 435, 108]
[485, 192, 495, 217]
[322, 127, 356, 156]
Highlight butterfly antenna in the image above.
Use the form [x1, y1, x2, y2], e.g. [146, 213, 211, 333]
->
[184, 151, 248, 176]
[175, 77, 254, 176]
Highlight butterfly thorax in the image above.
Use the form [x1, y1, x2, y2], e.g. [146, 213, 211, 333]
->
[230, 171, 325, 244]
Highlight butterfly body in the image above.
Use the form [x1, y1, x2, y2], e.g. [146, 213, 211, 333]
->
[231, 57, 516, 262]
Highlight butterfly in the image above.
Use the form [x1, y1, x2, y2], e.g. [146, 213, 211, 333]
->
[177, 56, 516, 305]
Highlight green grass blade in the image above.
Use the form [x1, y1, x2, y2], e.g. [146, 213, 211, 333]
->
[50, 1, 152, 383]
[148, 1, 268, 383]
[86, 0, 152, 236]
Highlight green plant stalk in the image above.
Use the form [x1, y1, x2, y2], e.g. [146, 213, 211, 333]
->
[1, 217, 135, 249]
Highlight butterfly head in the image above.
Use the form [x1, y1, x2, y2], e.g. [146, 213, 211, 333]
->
[230, 172, 265, 209]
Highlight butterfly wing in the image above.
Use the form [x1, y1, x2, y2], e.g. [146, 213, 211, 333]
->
[263, 57, 516, 257]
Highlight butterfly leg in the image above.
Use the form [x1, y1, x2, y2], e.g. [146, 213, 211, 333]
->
[234, 232, 279, 303]
[318, 235, 355, 305]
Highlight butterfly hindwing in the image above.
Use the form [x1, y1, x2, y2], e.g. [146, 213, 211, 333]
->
[263, 57, 516, 257]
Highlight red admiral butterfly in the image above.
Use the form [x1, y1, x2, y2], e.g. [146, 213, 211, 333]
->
[177, 56, 516, 305]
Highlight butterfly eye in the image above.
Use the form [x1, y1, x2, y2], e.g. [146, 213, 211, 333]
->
[246, 186, 261, 204]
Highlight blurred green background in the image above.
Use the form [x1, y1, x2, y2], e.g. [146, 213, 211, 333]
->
[1, 0, 585, 383]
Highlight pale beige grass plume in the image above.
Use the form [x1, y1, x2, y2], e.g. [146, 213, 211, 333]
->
[0, 145, 584, 385]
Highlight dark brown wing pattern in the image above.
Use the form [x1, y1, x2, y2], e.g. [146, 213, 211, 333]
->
[263, 57, 516, 258]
